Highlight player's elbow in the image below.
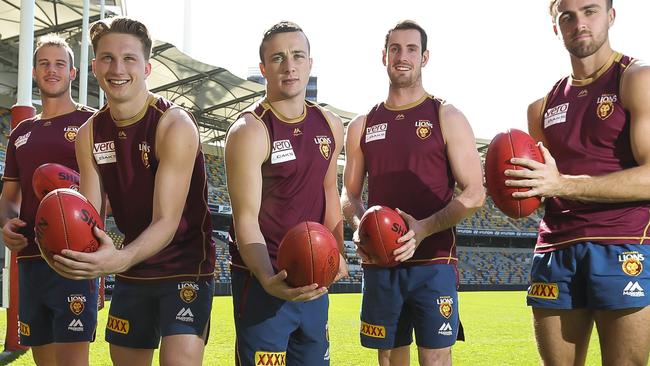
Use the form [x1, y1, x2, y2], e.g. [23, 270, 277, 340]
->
[461, 185, 486, 212]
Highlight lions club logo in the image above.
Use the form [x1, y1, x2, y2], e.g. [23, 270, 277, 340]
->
[138, 141, 151, 169]
[64, 126, 78, 142]
[619, 252, 644, 276]
[68, 294, 86, 315]
[596, 94, 617, 120]
[622, 257, 643, 276]
[415, 120, 433, 139]
[437, 296, 453, 319]
[314, 136, 332, 160]
[178, 282, 199, 303]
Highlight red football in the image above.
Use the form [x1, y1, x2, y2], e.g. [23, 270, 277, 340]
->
[277, 221, 340, 288]
[35, 188, 104, 262]
[32, 163, 80, 201]
[358, 206, 408, 267]
[484, 128, 545, 218]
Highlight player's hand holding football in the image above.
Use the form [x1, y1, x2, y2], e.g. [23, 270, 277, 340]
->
[260, 270, 327, 302]
[505, 142, 565, 198]
[2, 218, 28, 252]
[52, 226, 127, 279]
[334, 253, 349, 282]
[352, 228, 372, 263]
[394, 208, 426, 262]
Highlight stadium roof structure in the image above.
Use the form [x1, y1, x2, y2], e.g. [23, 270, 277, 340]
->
[0, 0, 277, 144]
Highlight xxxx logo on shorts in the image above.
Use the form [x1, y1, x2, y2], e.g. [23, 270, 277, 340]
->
[360, 321, 386, 338]
[527, 283, 559, 299]
[437, 296, 454, 319]
[619, 252, 644, 276]
[64, 126, 78, 142]
[19, 321, 30, 336]
[415, 120, 433, 139]
[178, 281, 199, 303]
[107, 315, 130, 334]
[254, 351, 286, 366]
[68, 294, 87, 315]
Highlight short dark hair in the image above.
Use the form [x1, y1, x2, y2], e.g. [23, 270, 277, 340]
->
[259, 21, 310, 64]
[384, 20, 428, 54]
[89, 16, 152, 60]
[549, 0, 613, 21]
[33, 34, 74, 68]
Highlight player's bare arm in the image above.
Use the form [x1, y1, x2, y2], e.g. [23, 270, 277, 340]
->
[0, 181, 27, 251]
[54, 108, 200, 278]
[226, 114, 325, 302]
[75, 118, 106, 215]
[395, 104, 485, 261]
[322, 111, 348, 281]
[340, 114, 371, 261]
[507, 63, 650, 203]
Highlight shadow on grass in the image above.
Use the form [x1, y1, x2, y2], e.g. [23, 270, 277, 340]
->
[0, 349, 29, 365]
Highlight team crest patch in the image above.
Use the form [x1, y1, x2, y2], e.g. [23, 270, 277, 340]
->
[107, 315, 130, 334]
[68, 294, 87, 315]
[527, 283, 559, 299]
[360, 321, 386, 338]
[314, 135, 332, 160]
[619, 251, 644, 276]
[139, 141, 151, 168]
[437, 296, 453, 319]
[596, 94, 617, 120]
[415, 120, 433, 139]
[178, 281, 199, 303]
[254, 351, 286, 366]
[64, 126, 78, 142]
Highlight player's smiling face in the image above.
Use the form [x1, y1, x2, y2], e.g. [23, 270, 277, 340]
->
[92, 32, 151, 104]
[260, 31, 312, 102]
[33, 45, 76, 99]
[383, 29, 429, 89]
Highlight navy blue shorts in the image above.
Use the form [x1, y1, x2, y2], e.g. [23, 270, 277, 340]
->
[231, 269, 330, 366]
[527, 243, 650, 309]
[18, 260, 98, 346]
[105, 278, 214, 349]
[360, 264, 460, 350]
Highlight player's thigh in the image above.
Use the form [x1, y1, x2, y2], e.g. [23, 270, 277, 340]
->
[109, 344, 154, 366]
[378, 346, 410, 366]
[160, 334, 206, 366]
[595, 306, 650, 366]
[54, 342, 90, 366]
[532, 308, 593, 366]
[417, 346, 451, 366]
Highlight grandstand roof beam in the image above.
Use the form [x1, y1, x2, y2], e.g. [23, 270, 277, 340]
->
[202, 92, 266, 114]
[150, 67, 227, 94]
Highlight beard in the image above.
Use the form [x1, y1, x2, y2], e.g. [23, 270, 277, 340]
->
[388, 69, 421, 89]
[565, 31, 608, 58]
[37, 80, 70, 99]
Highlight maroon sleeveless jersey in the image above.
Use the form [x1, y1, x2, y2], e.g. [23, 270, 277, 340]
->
[229, 100, 336, 271]
[361, 94, 456, 266]
[90, 94, 215, 281]
[2, 106, 94, 260]
[537, 52, 650, 252]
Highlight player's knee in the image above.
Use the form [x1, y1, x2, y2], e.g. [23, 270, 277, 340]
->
[418, 346, 451, 366]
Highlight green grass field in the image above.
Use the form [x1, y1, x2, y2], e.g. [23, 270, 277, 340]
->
[0, 291, 602, 365]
